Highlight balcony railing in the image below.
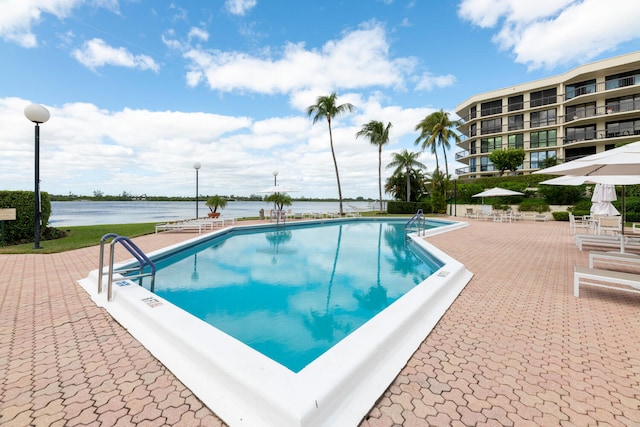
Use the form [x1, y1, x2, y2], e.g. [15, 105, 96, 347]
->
[457, 104, 640, 139]
[458, 73, 640, 123]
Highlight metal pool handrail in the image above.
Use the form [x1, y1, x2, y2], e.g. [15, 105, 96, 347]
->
[405, 209, 425, 237]
[98, 233, 157, 301]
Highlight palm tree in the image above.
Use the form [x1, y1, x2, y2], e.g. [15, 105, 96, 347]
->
[386, 150, 426, 202]
[356, 120, 392, 213]
[306, 92, 355, 215]
[415, 109, 462, 177]
[205, 195, 227, 217]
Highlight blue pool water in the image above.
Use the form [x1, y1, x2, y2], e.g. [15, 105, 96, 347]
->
[145, 219, 445, 372]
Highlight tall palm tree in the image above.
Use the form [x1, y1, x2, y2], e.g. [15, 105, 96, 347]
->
[355, 120, 392, 213]
[386, 149, 426, 202]
[415, 109, 462, 177]
[306, 92, 355, 215]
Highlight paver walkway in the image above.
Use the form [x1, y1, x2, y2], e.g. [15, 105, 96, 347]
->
[1, 219, 639, 426]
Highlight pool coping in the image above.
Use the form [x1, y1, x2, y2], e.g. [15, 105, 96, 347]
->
[78, 218, 473, 426]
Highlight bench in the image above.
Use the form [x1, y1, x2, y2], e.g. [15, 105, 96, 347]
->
[574, 266, 640, 297]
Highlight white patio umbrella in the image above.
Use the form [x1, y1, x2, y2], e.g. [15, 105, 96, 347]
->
[472, 187, 524, 205]
[590, 183, 619, 216]
[472, 187, 524, 198]
[535, 141, 640, 177]
[536, 141, 640, 253]
[535, 142, 640, 226]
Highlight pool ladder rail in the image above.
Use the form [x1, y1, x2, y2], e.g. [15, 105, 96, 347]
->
[97, 233, 157, 301]
[405, 209, 426, 238]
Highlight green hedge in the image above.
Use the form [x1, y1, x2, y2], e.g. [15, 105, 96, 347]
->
[0, 191, 51, 245]
[388, 201, 433, 214]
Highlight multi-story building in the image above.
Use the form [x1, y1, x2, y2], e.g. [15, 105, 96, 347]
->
[454, 51, 640, 178]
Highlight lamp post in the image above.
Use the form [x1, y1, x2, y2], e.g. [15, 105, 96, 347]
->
[24, 104, 50, 249]
[194, 162, 201, 219]
[272, 170, 279, 212]
[452, 174, 458, 217]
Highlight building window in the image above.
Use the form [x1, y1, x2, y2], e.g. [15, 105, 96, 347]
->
[469, 157, 476, 173]
[508, 134, 524, 149]
[530, 151, 556, 169]
[469, 140, 477, 155]
[508, 114, 524, 131]
[530, 88, 557, 108]
[605, 70, 640, 90]
[480, 118, 502, 135]
[530, 108, 556, 128]
[480, 156, 494, 172]
[481, 99, 502, 116]
[469, 105, 477, 120]
[606, 119, 640, 138]
[530, 130, 557, 148]
[605, 95, 640, 113]
[470, 123, 477, 137]
[566, 103, 596, 121]
[565, 125, 596, 143]
[565, 79, 596, 100]
[480, 137, 501, 153]
[508, 95, 524, 111]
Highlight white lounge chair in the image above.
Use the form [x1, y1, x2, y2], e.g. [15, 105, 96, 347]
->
[574, 265, 640, 297]
[589, 250, 640, 269]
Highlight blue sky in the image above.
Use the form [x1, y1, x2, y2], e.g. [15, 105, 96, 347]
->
[2, 0, 640, 198]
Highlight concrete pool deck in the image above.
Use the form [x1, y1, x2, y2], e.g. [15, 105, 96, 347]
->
[1, 218, 639, 426]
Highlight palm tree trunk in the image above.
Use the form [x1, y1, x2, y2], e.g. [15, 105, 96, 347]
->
[327, 119, 344, 215]
[378, 146, 383, 213]
[406, 167, 411, 202]
[442, 145, 449, 176]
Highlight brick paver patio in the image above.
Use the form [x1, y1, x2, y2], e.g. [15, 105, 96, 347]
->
[1, 219, 639, 426]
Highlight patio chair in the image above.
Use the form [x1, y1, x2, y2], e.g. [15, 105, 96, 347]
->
[597, 216, 622, 236]
[569, 213, 590, 235]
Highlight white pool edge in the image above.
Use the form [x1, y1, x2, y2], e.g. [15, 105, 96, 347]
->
[78, 219, 473, 426]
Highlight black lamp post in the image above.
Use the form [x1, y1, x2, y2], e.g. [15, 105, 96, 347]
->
[194, 162, 201, 219]
[24, 104, 50, 249]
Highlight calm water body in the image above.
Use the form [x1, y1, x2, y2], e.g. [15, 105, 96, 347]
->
[148, 219, 444, 372]
[49, 200, 373, 227]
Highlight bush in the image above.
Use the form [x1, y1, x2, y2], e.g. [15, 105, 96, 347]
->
[518, 199, 550, 213]
[387, 201, 432, 214]
[552, 212, 569, 221]
[0, 191, 51, 245]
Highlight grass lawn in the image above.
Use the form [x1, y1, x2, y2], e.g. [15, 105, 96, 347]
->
[0, 223, 157, 254]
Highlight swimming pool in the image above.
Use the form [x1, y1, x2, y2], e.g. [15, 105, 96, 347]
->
[79, 217, 472, 426]
[148, 220, 443, 372]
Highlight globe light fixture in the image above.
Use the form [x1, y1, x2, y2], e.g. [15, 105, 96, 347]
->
[24, 104, 50, 249]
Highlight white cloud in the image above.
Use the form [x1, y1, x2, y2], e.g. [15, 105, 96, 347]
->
[0, 0, 120, 48]
[188, 27, 209, 42]
[166, 21, 452, 98]
[458, 0, 640, 70]
[415, 72, 456, 91]
[71, 38, 160, 72]
[225, 0, 257, 16]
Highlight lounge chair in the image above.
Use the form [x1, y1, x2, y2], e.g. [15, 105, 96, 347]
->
[575, 233, 624, 251]
[589, 250, 640, 269]
[574, 265, 640, 297]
